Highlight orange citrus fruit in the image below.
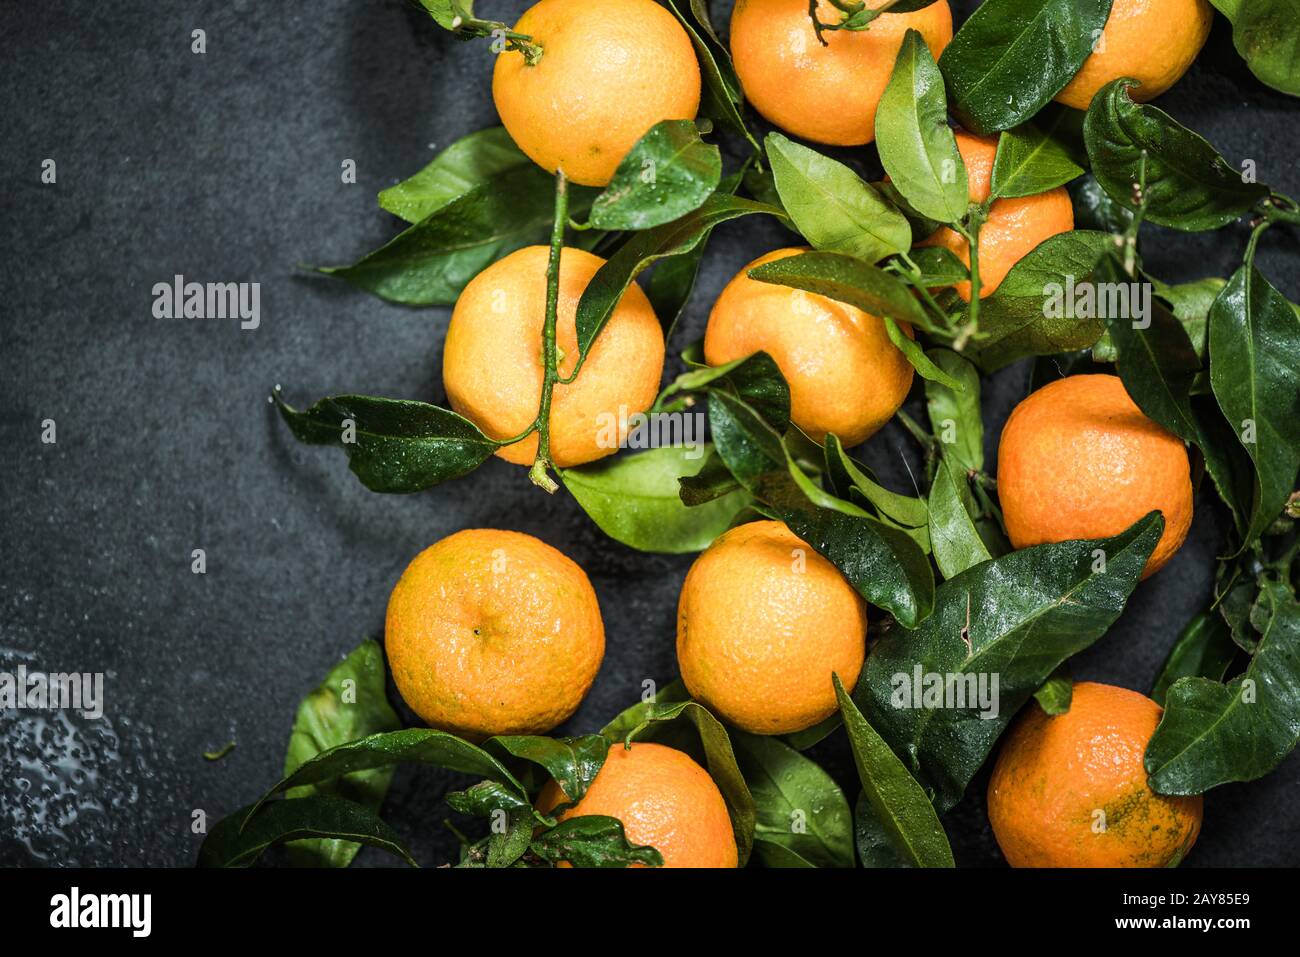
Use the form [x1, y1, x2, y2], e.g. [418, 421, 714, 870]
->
[677, 520, 867, 735]
[385, 528, 604, 738]
[997, 374, 1193, 578]
[537, 741, 738, 868]
[988, 682, 1203, 867]
[443, 245, 665, 469]
[1055, 0, 1214, 111]
[492, 0, 702, 186]
[703, 248, 914, 447]
[730, 0, 953, 146]
[919, 130, 1074, 300]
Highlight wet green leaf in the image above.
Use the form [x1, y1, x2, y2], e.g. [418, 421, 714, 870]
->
[940, 0, 1114, 134]
[529, 816, 664, 868]
[1083, 79, 1268, 231]
[732, 731, 854, 868]
[990, 120, 1084, 200]
[1208, 264, 1300, 547]
[199, 796, 416, 868]
[1147, 581, 1300, 794]
[274, 392, 499, 493]
[282, 640, 401, 867]
[588, 120, 722, 231]
[836, 675, 954, 867]
[860, 512, 1163, 812]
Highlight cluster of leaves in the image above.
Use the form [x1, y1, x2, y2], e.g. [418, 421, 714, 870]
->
[253, 1, 1300, 864]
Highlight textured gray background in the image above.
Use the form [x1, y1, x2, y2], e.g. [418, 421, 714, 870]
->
[2, 0, 1297, 867]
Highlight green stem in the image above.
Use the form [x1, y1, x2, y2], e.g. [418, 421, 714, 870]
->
[1244, 218, 1271, 274]
[895, 251, 957, 332]
[448, 1, 543, 64]
[807, 0, 898, 45]
[952, 206, 987, 352]
[1120, 152, 1150, 276]
[528, 170, 569, 494]
[1261, 193, 1300, 225]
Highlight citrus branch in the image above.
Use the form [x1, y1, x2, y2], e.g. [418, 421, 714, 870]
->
[951, 203, 988, 353]
[528, 169, 569, 494]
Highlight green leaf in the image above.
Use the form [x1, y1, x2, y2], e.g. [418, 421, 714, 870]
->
[529, 816, 665, 868]
[835, 675, 954, 868]
[1069, 174, 1136, 233]
[765, 132, 911, 263]
[483, 734, 611, 805]
[574, 195, 783, 363]
[854, 792, 913, 867]
[709, 391, 936, 628]
[732, 732, 855, 868]
[662, 0, 759, 152]
[378, 127, 528, 225]
[282, 640, 401, 867]
[924, 348, 983, 473]
[1147, 581, 1300, 794]
[599, 678, 692, 742]
[1208, 264, 1300, 547]
[626, 698, 757, 865]
[875, 29, 968, 224]
[1233, 0, 1300, 96]
[678, 448, 745, 506]
[246, 728, 529, 828]
[746, 249, 933, 335]
[273, 392, 498, 493]
[824, 435, 929, 528]
[903, 246, 969, 286]
[860, 512, 1163, 812]
[940, 0, 1115, 134]
[417, 0, 464, 30]
[1083, 79, 1269, 231]
[927, 457, 992, 580]
[966, 230, 1113, 371]
[657, 350, 791, 432]
[990, 121, 1085, 200]
[1033, 666, 1074, 715]
[1151, 612, 1238, 707]
[1154, 276, 1227, 360]
[445, 780, 535, 823]
[321, 165, 598, 306]
[562, 445, 753, 554]
[199, 796, 416, 868]
[588, 120, 722, 230]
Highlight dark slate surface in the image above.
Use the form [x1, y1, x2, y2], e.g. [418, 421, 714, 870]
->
[2, 0, 1296, 867]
